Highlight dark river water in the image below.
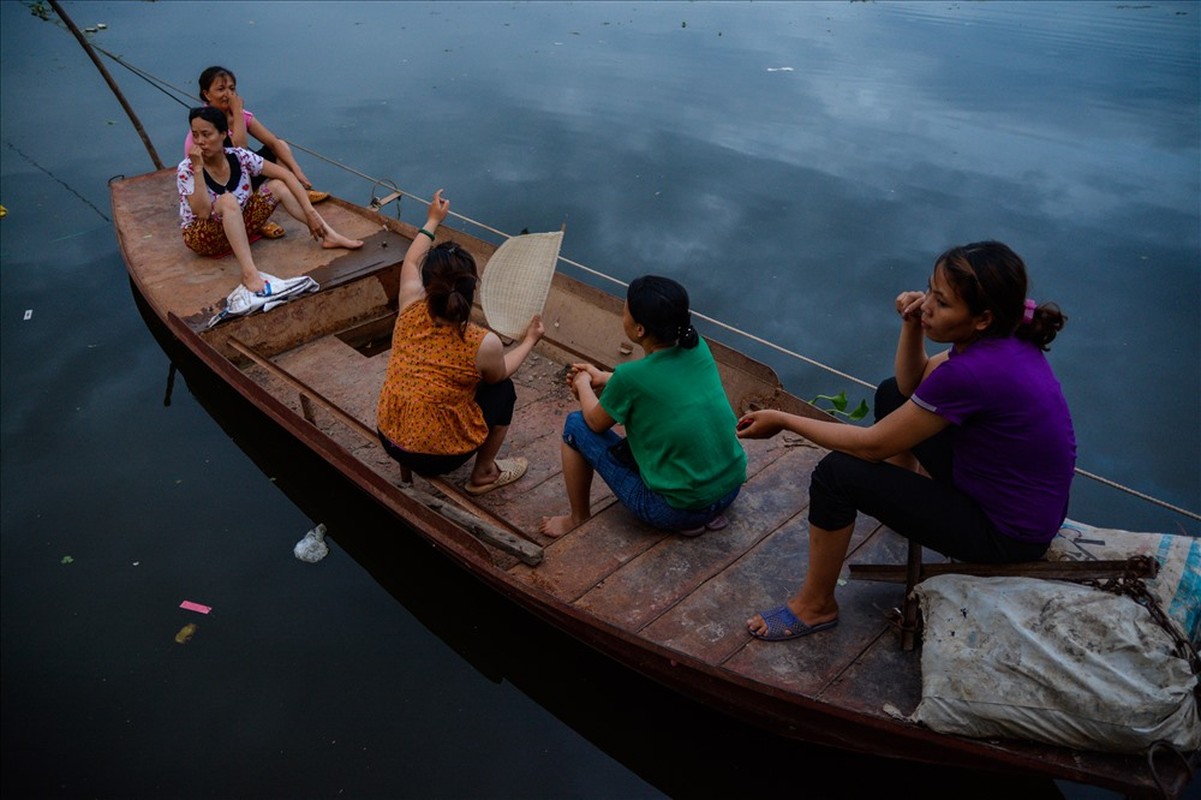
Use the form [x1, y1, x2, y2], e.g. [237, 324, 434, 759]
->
[2, 2, 1197, 798]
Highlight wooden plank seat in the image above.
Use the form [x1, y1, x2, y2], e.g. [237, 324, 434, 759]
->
[850, 539, 1161, 650]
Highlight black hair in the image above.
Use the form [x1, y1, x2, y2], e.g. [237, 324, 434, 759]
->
[198, 66, 236, 101]
[936, 240, 1066, 351]
[188, 105, 228, 135]
[421, 242, 478, 336]
[627, 275, 698, 349]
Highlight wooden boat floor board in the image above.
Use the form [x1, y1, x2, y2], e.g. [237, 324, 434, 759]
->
[641, 511, 880, 663]
[507, 436, 796, 603]
[574, 447, 823, 632]
[269, 333, 388, 426]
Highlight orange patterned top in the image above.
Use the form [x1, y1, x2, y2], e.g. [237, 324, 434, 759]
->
[376, 300, 489, 455]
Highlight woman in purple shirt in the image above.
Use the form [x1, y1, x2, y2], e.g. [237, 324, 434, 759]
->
[737, 241, 1076, 641]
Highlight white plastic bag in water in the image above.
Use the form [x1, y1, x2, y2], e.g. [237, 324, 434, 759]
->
[293, 523, 329, 563]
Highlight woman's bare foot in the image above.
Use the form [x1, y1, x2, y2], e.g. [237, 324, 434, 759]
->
[538, 513, 584, 538]
[321, 229, 364, 250]
[746, 611, 773, 638]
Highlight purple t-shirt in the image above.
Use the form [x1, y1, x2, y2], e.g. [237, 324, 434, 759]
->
[912, 337, 1076, 543]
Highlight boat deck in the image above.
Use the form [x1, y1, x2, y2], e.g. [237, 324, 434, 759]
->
[112, 169, 1182, 798]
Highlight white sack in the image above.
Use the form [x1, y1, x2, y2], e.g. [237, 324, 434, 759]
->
[913, 574, 1200, 753]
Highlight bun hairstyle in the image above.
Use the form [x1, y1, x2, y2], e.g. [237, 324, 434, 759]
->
[421, 242, 478, 336]
[627, 275, 699, 350]
[188, 105, 229, 134]
[936, 240, 1066, 351]
[198, 65, 236, 100]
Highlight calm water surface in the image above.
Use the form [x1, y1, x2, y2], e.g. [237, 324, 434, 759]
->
[2, 2, 1197, 798]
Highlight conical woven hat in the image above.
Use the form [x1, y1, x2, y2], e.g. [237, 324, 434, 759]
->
[480, 230, 563, 339]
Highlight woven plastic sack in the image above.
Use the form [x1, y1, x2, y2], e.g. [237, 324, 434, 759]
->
[480, 231, 563, 340]
[1046, 519, 1200, 646]
[912, 574, 1200, 753]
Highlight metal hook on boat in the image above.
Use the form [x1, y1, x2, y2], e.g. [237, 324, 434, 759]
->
[1147, 740, 1192, 799]
[367, 178, 404, 219]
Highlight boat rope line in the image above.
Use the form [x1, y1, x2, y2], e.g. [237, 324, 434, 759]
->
[89, 43, 196, 110]
[289, 142, 880, 391]
[85, 48, 1201, 523]
[266, 142, 879, 390]
[1073, 469, 1199, 522]
[4, 140, 110, 222]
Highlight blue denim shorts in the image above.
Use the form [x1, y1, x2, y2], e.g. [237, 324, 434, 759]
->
[562, 411, 739, 532]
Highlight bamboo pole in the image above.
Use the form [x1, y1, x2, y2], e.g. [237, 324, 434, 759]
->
[48, 0, 164, 170]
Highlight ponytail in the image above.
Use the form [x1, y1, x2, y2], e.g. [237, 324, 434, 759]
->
[421, 242, 478, 336]
[628, 275, 697, 349]
[1016, 301, 1067, 351]
[677, 319, 699, 349]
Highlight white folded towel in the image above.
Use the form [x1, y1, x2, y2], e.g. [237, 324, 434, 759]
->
[207, 271, 320, 328]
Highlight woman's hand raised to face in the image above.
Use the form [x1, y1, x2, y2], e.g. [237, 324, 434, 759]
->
[895, 290, 926, 324]
[228, 89, 244, 118]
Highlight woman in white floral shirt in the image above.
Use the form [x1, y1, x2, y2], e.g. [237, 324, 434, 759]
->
[177, 106, 362, 295]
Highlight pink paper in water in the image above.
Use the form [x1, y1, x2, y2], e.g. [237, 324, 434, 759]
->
[180, 600, 211, 614]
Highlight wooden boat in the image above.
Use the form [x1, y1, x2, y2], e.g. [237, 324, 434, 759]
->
[111, 168, 1197, 800]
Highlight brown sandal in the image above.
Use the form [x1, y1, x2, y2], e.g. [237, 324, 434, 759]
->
[259, 221, 286, 239]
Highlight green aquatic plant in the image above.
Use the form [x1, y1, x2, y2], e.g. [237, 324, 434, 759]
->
[810, 391, 869, 423]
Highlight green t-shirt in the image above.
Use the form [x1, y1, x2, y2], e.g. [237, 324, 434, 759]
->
[599, 338, 747, 509]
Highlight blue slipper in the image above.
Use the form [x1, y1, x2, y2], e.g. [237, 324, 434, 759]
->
[751, 605, 838, 641]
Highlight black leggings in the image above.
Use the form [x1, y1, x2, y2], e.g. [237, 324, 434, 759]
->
[806, 378, 1048, 563]
[378, 379, 517, 476]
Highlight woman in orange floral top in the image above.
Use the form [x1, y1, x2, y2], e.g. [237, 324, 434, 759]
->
[376, 190, 544, 494]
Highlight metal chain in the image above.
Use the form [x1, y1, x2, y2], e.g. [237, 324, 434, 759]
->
[1086, 560, 1199, 677]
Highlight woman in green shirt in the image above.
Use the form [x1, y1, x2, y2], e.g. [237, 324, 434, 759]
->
[539, 276, 747, 537]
